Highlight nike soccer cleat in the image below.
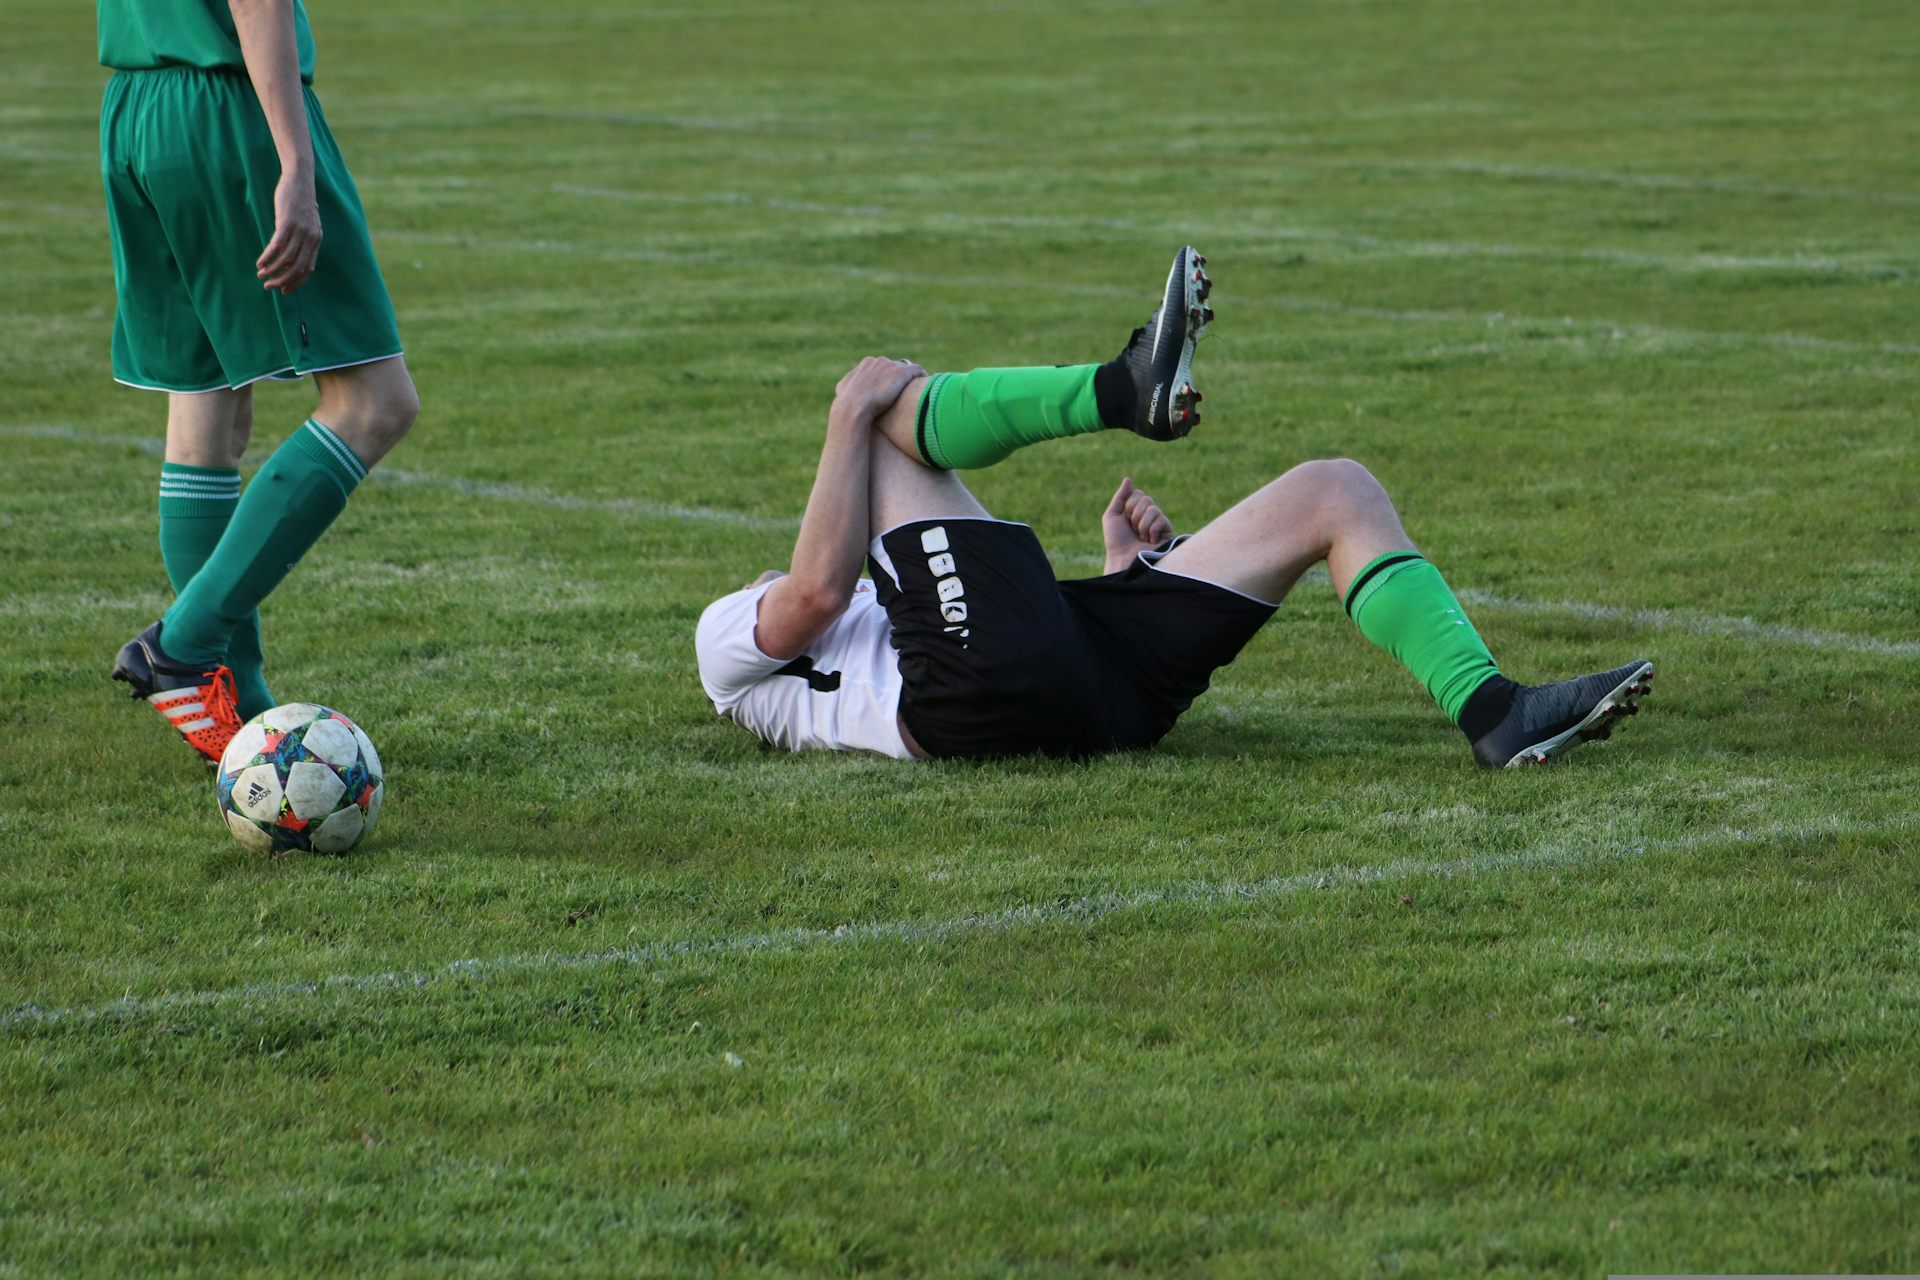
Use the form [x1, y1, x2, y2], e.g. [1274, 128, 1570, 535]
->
[1120, 244, 1212, 441]
[1468, 659, 1654, 769]
[112, 622, 244, 764]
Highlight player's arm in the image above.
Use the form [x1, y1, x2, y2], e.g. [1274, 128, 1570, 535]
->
[1101, 476, 1174, 573]
[230, 0, 320, 294]
[755, 357, 927, 660]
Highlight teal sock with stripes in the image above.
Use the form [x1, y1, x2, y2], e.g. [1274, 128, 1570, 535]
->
[158, 463, 274, 718]
[162, 420, 366, 667]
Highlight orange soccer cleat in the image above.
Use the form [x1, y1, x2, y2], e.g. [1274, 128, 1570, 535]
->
[112, 622, 244, 763]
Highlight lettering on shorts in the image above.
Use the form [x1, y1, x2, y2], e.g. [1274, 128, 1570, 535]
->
[920, 526, 970, 647]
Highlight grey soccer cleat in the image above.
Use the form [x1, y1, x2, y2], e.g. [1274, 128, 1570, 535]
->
[1469, 660, 1654, 769]
[1119, 245, 1212, 440]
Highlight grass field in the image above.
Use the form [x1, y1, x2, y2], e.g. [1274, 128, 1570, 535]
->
[4, 0, 1918, 1273]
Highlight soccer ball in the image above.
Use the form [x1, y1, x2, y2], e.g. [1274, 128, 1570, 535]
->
[216, 703, 384, 854]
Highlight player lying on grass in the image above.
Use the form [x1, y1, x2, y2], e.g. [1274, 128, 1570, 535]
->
[99, 0, 419, 762]
[697, 247, 1653, 767]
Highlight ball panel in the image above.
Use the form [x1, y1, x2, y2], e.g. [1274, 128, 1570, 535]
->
[221, 722, 269, 772]
[351, 725, 382, 780]
[232, 763, 285, 823]
[310, 804, 366, 854]
[284, 760, 348, 821]
[260, 702, 323, 733]
[301, 717, 359, 768]
[223, 809, 275, 852]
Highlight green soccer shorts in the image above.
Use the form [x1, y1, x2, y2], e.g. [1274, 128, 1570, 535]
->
[100, 66, 402, 393]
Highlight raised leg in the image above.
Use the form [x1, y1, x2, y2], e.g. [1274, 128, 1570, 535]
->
[863, 374, 988, 529]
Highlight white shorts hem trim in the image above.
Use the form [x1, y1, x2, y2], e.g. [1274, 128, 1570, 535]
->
[1139, 538, 1282, 608]
[112, 349, 404, 395]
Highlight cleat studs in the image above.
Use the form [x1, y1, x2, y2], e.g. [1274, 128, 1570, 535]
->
[1202, 306, 1215, 324]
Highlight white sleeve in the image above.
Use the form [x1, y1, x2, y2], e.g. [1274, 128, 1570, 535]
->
[695, 583, 788, 711]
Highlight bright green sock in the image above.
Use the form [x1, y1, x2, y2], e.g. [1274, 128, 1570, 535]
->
[162, 420, 365, 667]
[158, 463, 274, 718]
[914, 364, 1109, 470]
[1345, 552, 1501, 723]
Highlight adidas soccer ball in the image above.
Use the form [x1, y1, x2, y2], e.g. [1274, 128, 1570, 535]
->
[216, 703, 384, 854]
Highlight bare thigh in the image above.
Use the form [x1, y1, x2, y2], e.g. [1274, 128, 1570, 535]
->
[1155, 459, 1414, 606]
[867, 375, 991, 537]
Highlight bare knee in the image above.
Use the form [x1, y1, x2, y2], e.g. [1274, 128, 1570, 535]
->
[356, 376, 419, 450]
[1262, 458, 1389, 546]
[316, 362, 419, 462]
[378, 377, 421, 446]
[1285, 457, 1381, 500]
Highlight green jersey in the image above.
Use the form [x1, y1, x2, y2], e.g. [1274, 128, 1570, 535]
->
[97, 0, 316, 82]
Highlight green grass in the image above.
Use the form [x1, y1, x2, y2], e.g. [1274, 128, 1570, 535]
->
[3, 0, 1918, 1273]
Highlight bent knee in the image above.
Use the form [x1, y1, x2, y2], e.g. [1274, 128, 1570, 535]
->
[1285, 457, 1378, 493]
[1269, 457, 1389, 534]
[329, 378, 419, 454]
[383, 379, 421, 440]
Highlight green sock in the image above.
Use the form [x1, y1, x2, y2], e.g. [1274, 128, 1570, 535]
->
[158, 463, 274, 718]
[162, 420, 365, 667]
[1345, 552, 1501, 723]
[914, 364, 1110, 470]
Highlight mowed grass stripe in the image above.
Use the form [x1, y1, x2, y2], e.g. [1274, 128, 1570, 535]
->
[8, 812, 1899, 1034]
[7, 422, 1914, 660]
[357, 179, 1920, 281]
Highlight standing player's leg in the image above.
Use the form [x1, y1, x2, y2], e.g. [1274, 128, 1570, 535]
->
[151, 356, 418, 677]
[110, 67, 415, 762]
[1155, 460, 1653, 767]
[158, 388, 273, 719]
[906, 247, 1213, 471]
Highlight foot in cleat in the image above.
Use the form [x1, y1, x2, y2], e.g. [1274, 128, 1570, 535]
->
[112, 622, 244, 763]
[1465, 659, 1654, 769]
[1119, 244, 1212, 441]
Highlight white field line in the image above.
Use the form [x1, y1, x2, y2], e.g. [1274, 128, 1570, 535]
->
[5, 816, 1900, 1033]
[0, 424, 797, 532]
[372, 228, 1920, 359]
[6, 423, 1913, 660]
[1453, 589, 1920, 660]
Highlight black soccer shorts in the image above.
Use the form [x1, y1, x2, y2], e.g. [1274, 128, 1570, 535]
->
[869, 518, 1276, 759]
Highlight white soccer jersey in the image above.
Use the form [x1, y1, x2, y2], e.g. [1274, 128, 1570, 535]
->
[695, 579, 914, 760]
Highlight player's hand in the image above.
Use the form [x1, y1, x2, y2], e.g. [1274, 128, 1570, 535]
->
[1101, 476, 1174, 574]
[832, 356, 928, 423]
[257, 168, 322, 294]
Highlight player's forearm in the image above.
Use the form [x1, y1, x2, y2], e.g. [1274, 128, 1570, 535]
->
[230, 0, 313, 175]
[784, 408, 874, 611]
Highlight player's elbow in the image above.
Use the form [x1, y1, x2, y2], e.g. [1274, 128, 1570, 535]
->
[755, 582, 849, 660]
[788, 579, 853, 626]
